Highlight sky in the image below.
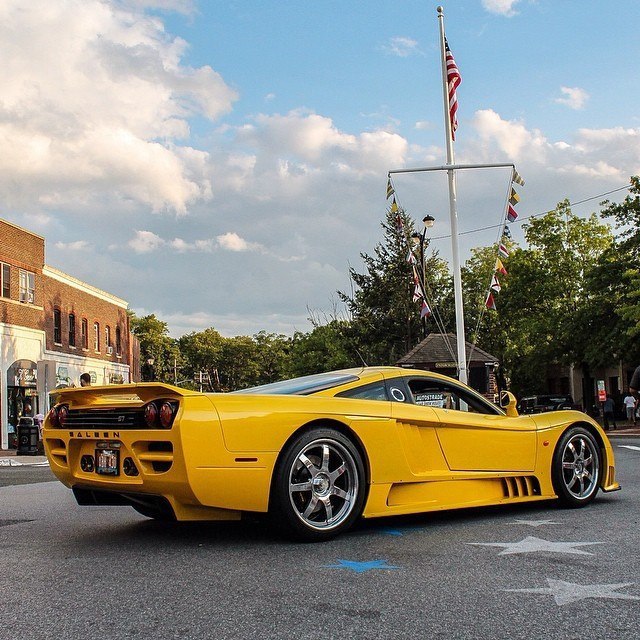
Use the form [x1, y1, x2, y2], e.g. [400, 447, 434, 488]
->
[1, 0, 639, 338]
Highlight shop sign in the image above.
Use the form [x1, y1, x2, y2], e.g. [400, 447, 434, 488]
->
[57, 366, 71, 386]
[90, 372, 98, 384]
[15, 368, 37, 387]
[109, 373, 125, 385]
[597, 380, 606, 403]
[434, 362, 457, 369]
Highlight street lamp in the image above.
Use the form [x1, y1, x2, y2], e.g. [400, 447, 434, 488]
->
[411, 215, 435, 338]
[146, 357, 155, 382]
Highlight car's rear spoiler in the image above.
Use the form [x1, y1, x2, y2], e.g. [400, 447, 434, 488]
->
[49, 383, 203, 409]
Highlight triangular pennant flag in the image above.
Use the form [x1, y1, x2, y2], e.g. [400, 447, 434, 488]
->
[507, 204, 518, 223]
[509, 188, 520, 206]
[390, 197, 398, 213]
[485, 292, 497, 311]
[498, 243, 509, 258]
[512, 169, 525, 186]
[490, 274, 501, 293]
[386, 177, 395, 200]
[503, 225, 512, 239]
[495, 257, 508, 276]
[420, 300, 432, 318]
[406, 250, 417, 265]
[413, 284, 423, 302]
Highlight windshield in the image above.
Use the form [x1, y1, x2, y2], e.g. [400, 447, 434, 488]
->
[232, 372, 359, 396]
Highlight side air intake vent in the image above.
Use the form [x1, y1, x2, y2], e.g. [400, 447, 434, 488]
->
[502, 476, 541, 499]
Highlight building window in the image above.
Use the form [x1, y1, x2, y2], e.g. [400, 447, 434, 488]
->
[81, 318, 88, 349]
[105, 325, 112, 353]
[115, 326, 122, 356]
[1, 263, 9, 298]
[94, 322, 100, 351]
[19, 269, 35, 304]
[53, 308, 62, 344]
[69, 313, 76, 347]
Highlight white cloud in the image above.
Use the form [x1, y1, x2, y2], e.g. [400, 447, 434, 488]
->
[471, 109, 548, 162]
[54, 240, 90, 251]
[235, 110, 408, 175]
[382, 37, 420, 57]
[555, 86, 590, 110]
[481, 0, 522, 16]
[0, 0, 237, 214]
[216, 232, 260, 252]
[129, 230, 165, 253]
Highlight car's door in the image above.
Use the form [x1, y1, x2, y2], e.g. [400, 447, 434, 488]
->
[396, 376, 537, 472]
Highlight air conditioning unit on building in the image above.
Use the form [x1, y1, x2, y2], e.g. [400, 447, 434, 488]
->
[106, 346, 113, 355]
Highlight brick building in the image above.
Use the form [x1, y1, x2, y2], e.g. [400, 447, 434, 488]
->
[1, 218, 135, 449]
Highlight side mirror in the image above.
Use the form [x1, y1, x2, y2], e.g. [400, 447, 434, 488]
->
[500, 391, 519, 417]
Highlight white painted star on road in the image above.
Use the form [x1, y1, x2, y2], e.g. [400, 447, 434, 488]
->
[510, 519, 560, 527]
[506, 578, 640, 605]
[468, 536, 603, 556]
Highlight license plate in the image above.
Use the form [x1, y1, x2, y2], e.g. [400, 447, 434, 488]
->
[96, 448, 119, 475]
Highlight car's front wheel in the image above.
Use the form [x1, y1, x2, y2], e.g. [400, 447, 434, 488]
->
[551, 426, 601, 507]
[272, 428, 366, 542]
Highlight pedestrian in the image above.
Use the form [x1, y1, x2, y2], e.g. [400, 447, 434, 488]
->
[80, 373, 91, 387]
[35, 411, 45, 438]
[602, 393, 617, 431]
[630, 364, 640, 401]
[623, 391, 637, 426]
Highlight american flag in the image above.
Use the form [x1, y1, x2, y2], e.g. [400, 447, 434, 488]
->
[445, 38, 461, 140]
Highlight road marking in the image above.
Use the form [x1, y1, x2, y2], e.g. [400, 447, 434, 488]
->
[618, 445, 640, 451]
[324, 559, 400, 573]
[505, 579, 640, 605]
[509, 519, 560, 527]
[468, 536, 603, 556]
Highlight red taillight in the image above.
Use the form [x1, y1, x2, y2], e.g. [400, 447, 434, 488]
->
[48, 408, 59, 428]
[159, 402, 175, 428]
[144, 402, 158, 428]
[58, 405, 69, 427]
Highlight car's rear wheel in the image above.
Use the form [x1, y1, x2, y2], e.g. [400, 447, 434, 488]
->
[272, 428, 366, 542]
[552, 426, 601, 507]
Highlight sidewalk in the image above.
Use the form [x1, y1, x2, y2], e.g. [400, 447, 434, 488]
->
[0, 449, 49, 465]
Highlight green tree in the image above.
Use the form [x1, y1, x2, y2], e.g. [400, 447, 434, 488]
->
[253, 331, 292, 384]
[130, 313, 180, 383]
[219, 335, 260, 390]
[287, 321, 356, 377]
[340, 207, 452, 365]
[496, 201, 613, 395]
[178, 327, 225, 389]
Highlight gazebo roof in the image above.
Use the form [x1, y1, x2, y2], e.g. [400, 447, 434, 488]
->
[397, 333, 498, 367]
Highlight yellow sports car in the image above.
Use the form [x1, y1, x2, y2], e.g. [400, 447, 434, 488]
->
[43, 367, 619, 541]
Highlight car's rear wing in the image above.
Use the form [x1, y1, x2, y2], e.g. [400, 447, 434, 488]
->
[49, 383, 203, 409]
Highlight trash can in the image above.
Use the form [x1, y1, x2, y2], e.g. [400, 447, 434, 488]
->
[17, 417, 39, 456]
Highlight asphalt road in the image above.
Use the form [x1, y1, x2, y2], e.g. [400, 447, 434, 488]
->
[1, 440, 638, 640]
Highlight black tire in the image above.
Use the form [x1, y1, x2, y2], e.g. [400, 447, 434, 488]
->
[271, 428, 366, 542]
[551, 426, 601, 507]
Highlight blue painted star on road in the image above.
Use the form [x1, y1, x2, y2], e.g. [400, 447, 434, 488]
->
[324, 559, 400, 573]
[468, 536, 603, 556]
[506, 579, 640, 605]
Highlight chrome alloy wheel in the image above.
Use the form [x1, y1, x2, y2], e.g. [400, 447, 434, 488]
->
[560, 433, 599, 500]
[288, 438, 359, 531]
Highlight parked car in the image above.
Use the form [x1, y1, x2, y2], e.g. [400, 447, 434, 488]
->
[517, 394, 577, 415]
[43, 367, 619, 541]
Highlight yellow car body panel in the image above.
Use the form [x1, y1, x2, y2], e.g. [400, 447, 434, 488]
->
[43, 367, 620, 529]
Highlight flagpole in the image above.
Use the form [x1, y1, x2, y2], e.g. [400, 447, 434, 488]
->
[437, 6, 468, 385]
